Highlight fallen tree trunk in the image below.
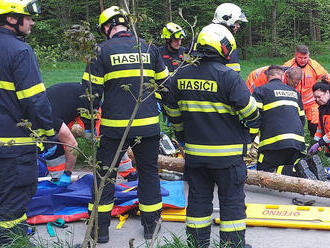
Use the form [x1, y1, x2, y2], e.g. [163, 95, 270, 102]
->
[246, 169, 330, 198]
[154, 155, 330, 198]
[71, 126, 330, 198]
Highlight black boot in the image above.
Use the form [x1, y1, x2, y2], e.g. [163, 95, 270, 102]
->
[91, 224, 109, 243]
[294, 159, 317, 180]
[307, 155, 328, 181]
[143, 220, 161, 239]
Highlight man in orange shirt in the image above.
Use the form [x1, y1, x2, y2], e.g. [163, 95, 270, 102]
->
[246, 66, 269, 93]
[284, 45, 329, 137]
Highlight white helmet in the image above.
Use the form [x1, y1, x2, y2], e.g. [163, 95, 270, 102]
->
[212, 3, 248, 27]
[196, 24, 236, 60]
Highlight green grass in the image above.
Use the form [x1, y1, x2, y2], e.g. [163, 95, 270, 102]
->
[40, 55, 330, 87]
[40, 61, 85, 87]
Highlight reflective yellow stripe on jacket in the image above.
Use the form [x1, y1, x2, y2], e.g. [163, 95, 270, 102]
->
[0, 137, 35, 146]
[0, 80, 15, 91]
[16, 83, 45, 100]
[101, 116, 159, 127]
[104, 69, 155, 81]
[238, 96, 258, 119]
[163, 105, 181, 117]
[155, 68, 169, 80]
[178, 100, 236, 115]
[139, 202, 162, 212]
[226, 63, 240, 72]
[0, 214, 27, 229]
[263, 100, 301, 112]
[83, 72, 104, 85]
[186, 215, 212, 228]
[220, 219, 246, 232]
[88, 203, 114, 212]
[37, 128, 55, 137]
[259, 133, 305, 148]
[185, 143, 244, 157]
[172, 122, 184, 132]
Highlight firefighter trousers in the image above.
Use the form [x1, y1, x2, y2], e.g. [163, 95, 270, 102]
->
[185, 160, 247, 248]
[0, 152, 38, 244]
[257, 148, 302, 176]
[88, 135, 162, 229]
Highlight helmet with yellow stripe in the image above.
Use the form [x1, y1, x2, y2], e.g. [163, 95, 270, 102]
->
[98, 6, 128, 36]
[195, 24, 236, 60]
[161, 22, 186, 40]
[0, 0, 41, 16]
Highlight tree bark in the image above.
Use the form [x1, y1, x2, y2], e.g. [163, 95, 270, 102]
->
[248, 22, 252, 46]
[309, 8, 315, 41]
[70, 125, 330, 198]
[271, 0, 278, 57]
[246, 170, 330, 198]
[155, 155, 330, 198]
[99, 0, 104, 12]
[168, 0, 172, 22]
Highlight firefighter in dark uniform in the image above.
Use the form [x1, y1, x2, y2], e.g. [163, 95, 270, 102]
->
[163, 24, 258, 248]
[252, 66, 308, 176]
[45, 82, 90, 183]
[45, 82, 137, 183]
[212, 3, 248, 73]
[82, 6, 168, 243]
[159, 22, 186, 74]
[0, 0, 55, 245]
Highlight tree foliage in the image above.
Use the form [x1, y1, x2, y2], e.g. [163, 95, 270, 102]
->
[29, 0, 330, 61]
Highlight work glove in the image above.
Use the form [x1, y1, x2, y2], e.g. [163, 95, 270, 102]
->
[308, 142, 320, 155]
[55, 171, 72, 187]
[39, 136, 59, 158]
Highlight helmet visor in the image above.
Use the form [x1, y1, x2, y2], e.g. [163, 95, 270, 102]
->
[173, 30, 186, 39]
[25, 0, 41, 15]
[239, 11, 248, 22]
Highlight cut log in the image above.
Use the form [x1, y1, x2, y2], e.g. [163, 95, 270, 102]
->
[155, 155, 330, 198]
[71, 126, 330, 198]
[70, 124, 85, 138]
[246, 170, 330, 198]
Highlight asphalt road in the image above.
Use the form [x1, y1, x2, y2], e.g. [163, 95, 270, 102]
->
[32, 177, 330, 248]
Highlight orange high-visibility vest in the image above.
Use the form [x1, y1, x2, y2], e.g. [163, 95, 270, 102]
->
[284, 58, 329, 123]
[246, 66, 269, 93]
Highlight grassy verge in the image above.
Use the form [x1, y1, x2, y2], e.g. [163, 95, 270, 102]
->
[40, 61, 85, 87]
[40, 55, 329, 88]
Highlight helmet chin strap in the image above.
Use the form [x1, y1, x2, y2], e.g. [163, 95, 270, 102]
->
[6, 15, 25, 36]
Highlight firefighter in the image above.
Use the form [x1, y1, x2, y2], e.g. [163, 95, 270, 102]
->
[159, 22, 186, 74]
[212, 3, 248, 73]
[310, 81, 330, 161]
[284, 45, 329, 138]
[46, 82, 138, 184]
[82, 6, 168, 243]
[252, 66, 312, 178]
[0, 0, 55, 245]
[44, 82, 90, 184]
[163, 24, 258, 248]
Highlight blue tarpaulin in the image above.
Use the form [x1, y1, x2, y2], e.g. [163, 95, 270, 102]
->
[27, 175, 186, 224]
